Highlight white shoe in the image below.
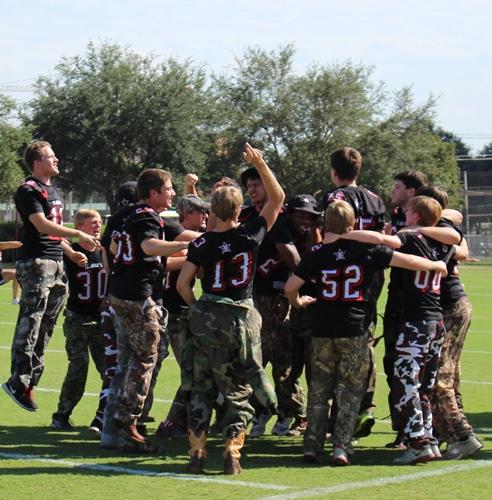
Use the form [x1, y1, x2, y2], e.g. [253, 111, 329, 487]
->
[249, 412, 272, 438]
[393, 445, 434, 465]
[442, 435, 483, 460]
[11, 298, 20, 305]
[271, 417, 293, 436]
[430, 443, 441, 460]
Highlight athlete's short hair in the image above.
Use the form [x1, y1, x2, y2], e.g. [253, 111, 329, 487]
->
[23, 140, 52, 171]
[137, 169, 172, 200]
[211, 186, 243, 222]
[394, 170, 428, 190]
[409, 196, 442, 227]
[330, 147, 362, 181]
[74, 209, 101, 228]
[415, 185, 449, 209]
[324, 200, 355, 234]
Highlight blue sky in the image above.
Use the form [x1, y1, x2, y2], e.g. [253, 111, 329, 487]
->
[1, 0, 491, 152]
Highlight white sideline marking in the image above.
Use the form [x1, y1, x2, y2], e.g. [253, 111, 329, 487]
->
[0, 452, 289, 491]
[258, 460, 492, 500]
[34, 386, 173, 404]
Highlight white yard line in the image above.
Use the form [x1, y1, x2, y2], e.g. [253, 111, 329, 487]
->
[258, 460, 492, 500]
[0, 452, 289, 491]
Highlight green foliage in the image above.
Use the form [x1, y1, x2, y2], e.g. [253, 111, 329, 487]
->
[26, 41, 213, 211]
[479, 142, 492, 155]
[0, 95, 32, 201]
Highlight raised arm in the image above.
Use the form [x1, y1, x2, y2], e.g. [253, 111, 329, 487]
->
[184, 173, 199, 196]
[243, 143, 285, 230]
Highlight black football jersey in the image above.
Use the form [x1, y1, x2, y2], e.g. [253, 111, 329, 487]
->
[15, 176, 64, 260]
[388, 232, 454, 322]
[101, 205, 136, 259]
[323, 185, 386, 231]
[294, 241, 393, 338]
[390, 206, 406, 234]
[109, 204, 166, 300]
[438, 218, 466, 307]
[65, 243, 107, 316]
[187, 216, 268, 301]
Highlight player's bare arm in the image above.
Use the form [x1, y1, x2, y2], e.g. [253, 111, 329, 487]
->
[29, 212, 100, 250]
[331, 230, 402, 249]
[0, 241, 22, 250]
[284, 274, 317, 309]
[243, 143, 285, 230]
[60, 239, 88, 267]
[276, 242, 301, 272]
[390, 252, 448, 277]
[166, 255, 187, 272]
[413, 226, 461, 245]
[141, 238, 189, 257]
[184, 173, 199, 196]
[176, 261, 198, 305]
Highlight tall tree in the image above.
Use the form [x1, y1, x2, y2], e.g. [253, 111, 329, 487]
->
[432, 127, 471, 157]
[479, 142, 492, 155]
[0, 95, 32, 201]
[26, 42, 213, 211]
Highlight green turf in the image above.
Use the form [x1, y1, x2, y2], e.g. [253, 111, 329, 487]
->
[0, 264, 491, 499]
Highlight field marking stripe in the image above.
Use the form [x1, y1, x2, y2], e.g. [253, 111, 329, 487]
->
[33, 386, 173, 404]
[0, 452, 289, 491]
[258, 460, 492, 500]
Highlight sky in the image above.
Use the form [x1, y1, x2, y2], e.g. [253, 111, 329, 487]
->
[1, 0, 491, 153]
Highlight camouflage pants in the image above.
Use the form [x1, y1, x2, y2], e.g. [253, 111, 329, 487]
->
[53, 310, 105, 419]
[253, 291, 305, 419]
[431, 297, 473, 442]
[392, 320, 445, 444]
[164, 310, 189, 426]
[303, 335, 369, 453]
[108, 294, 162, 425]
[188, 298, 277, 439]
[8, 258, 67, 391]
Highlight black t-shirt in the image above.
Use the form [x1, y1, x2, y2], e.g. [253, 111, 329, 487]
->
[323, 185, 386, 231]
[109, 204, 182, 300]
[390, 207, 406, 235]
[295, 241, 393, 338]
[15, 177, 64, 260]
[388, 232, 454, 322]
[254, 214, 294, 293]
[65, 243, 107, 316]
[101, 205, 136, 257]
[187, 216, 268, 301]
[438, 218, 466, 306]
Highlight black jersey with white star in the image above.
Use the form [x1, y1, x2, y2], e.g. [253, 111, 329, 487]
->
[14, 176, 64, 260]
[65, 243, 107, 316]
[109, 204, 165, 300]
[388, 231, 454, 322]
[187, 216, 268, 301]
[323, 185, 386, 231]
[294, 241, 393, 338]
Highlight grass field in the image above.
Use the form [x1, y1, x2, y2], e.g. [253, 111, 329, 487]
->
[0, 264, 491, 499]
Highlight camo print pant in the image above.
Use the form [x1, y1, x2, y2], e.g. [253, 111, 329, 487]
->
[253, 291, 305, 419]
[392, 320, 445, 444]
[303, 335, 369, 453]
[188, 299, 277, 439]
[53, 310, 105, 419]
[108, 294, 162, 424]
[8, 258, 67, 391]
[164, 310, 189, 427]
[431, 297, 473, 442]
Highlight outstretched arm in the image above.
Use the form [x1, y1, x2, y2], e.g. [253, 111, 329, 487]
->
[243, 143, 285, 230]
[390, 252, 448, 277]
[0, 241, 22, 251]
[414, 226, 461, 245]
[141, 238, 189, 257]
[326, 230, 402, 249]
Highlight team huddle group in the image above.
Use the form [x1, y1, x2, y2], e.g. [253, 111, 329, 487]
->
[1, 139, 482, 475]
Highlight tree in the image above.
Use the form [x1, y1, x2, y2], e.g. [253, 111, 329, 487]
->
[432, 127, 471, 157]
[26, 41, 214, 212]
[210, 45, 460, 204]
[479, 142, 492, 155]
[0, 95, 32, 201]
